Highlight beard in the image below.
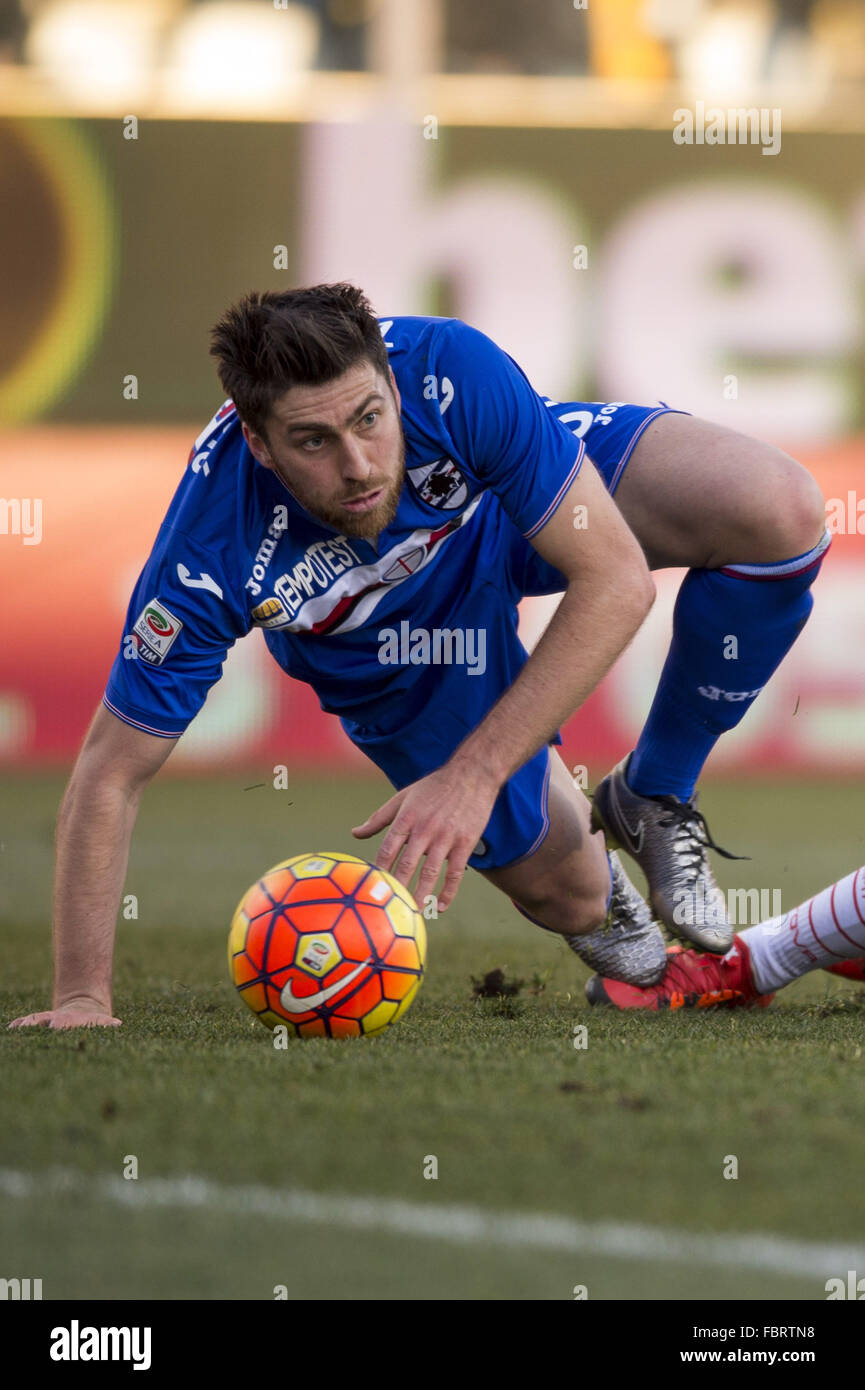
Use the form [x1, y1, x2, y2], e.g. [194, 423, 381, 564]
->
[285, 434, 406, 541]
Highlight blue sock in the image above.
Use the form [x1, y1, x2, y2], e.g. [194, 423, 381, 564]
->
[627, 532, 830, 801]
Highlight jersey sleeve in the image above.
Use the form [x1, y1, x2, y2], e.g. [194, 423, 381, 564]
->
[432, 319, 584, 538]
[102, 524, 251, 739]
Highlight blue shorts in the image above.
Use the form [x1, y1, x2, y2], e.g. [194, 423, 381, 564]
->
[345, 401, 686, 872]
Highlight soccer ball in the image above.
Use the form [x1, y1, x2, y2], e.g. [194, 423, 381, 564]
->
[227, 851, 426, 1038]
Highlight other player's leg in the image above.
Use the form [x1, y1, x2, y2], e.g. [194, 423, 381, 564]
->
[585, 864, 865, 1010]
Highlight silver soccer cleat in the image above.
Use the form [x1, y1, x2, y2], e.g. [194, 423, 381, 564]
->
[591, 754, 744, 954]
[565, 851, 667, 986]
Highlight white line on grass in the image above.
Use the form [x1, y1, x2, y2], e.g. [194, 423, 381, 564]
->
[0, 1167, 859, 1281]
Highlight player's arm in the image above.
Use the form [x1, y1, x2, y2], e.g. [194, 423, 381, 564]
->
[8, 704, 177, 1030]
[457, 457, 654, 778]
[9, 409, 248, 1031]
[355, 459, 654, 907]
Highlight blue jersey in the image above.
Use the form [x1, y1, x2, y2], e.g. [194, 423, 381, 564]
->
[103, 316, 587, 740]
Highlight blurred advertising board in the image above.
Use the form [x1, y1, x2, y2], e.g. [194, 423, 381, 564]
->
[3, 113, 865, 769]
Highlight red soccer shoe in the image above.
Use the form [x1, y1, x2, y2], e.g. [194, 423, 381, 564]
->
[585, 936, 775, 1011]
[824, 958, 865, 983]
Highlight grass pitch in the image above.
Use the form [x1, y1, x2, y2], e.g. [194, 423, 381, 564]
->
[2, 770, 865, 1300]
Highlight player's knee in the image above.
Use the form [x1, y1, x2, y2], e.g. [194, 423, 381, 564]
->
[760, 455, 826, 558]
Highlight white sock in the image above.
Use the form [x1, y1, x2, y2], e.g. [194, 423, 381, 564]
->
[739, 867, 865, 993]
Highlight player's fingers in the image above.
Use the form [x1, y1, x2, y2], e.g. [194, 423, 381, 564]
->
[374, 817, 417, 875]
[435, 849, 472, 912]
[9, 1010, 121, 1030]
[51, 1014, 121, 1030]
[379, 823, 428, 883]
[414, 843, 450, 905]
[352, 790, 405, 840]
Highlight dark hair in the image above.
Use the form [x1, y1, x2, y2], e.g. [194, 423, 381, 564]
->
[209, 283, 391, 438]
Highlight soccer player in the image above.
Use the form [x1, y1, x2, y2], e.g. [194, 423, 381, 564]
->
[9, 285, 828, 1030]
[584, 866, 865, 1009]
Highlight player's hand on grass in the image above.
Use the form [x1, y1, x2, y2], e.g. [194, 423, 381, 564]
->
[8, 998, 121, 1030]
[352, 760, 499, 910]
